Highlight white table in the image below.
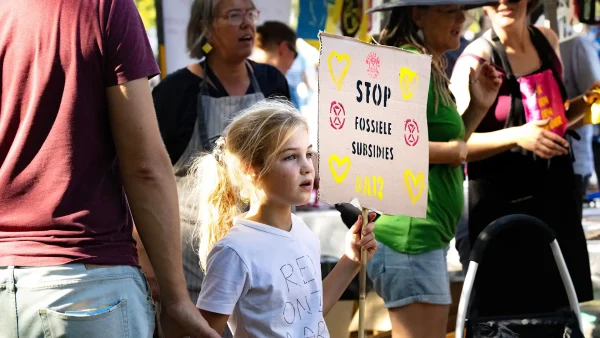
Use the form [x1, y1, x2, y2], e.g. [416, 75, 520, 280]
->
[295, 209, 465, 280]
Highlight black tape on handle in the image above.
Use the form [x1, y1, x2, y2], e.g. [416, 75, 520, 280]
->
[470, 214, 556, 264]
[576, 0, 600, 25]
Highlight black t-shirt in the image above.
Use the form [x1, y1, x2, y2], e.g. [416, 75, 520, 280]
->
[152, 60, 291, 164]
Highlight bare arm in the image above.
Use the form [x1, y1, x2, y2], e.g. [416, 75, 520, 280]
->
[133, 226, 159, 300]
[461, 104, 493, 142]
[107, 78, 218, 338]
[107, 77, 186, 301]
[466, 129, 520, 162]
[430, 141, 466, 167]
[322, 256, 360, 316]
[454, 45, 521, 162]
[199, 310, 230, 336]
[569, 114, 585, 129]
[566, 96, 591, 125]
[467, 120, 569, 162]
[323, 215, 376, 316]
[449, 46, 491, 141]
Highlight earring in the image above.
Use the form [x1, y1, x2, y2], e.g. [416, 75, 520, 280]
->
[202, 42, 213, 54]
[416, 29, 425, 42]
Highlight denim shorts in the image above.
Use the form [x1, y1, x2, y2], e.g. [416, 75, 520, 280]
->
[367, 241, 451, 308]
[0, 264, 155, 338]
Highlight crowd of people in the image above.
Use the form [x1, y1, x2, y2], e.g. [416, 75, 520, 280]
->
[2, 0, 600, 337]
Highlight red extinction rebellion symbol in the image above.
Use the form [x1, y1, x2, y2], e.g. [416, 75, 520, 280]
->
[366, 52, 380, 79]
[404, 119, 419, 146]
[330, 101, 346, 130]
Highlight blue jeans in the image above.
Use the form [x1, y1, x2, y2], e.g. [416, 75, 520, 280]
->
[0, 264, 155, 338]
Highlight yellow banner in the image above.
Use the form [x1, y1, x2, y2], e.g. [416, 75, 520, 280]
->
[305, 0, 372, 49]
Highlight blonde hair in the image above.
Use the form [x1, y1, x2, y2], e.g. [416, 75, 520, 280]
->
[188, 99, 309, 269]
[378, 6, 454, 110]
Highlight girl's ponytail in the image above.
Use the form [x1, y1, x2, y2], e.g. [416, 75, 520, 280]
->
[188, 138, 244, 270]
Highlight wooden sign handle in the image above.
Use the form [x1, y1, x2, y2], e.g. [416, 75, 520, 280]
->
[358, 208, 369, 338]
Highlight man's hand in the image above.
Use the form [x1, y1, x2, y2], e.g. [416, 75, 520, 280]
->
[160, 300, 221, 338]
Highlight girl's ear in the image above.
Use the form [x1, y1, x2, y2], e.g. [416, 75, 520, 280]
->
[242, 164, 260, 182]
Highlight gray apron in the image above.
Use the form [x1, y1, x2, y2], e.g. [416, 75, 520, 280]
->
[174, 61, 264, 323]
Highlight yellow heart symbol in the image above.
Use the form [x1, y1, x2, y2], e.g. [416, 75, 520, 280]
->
[399, 67, 419, 100]
[329, 154, 351, 184]
[404, 169, 424, 205]
[328, 51, 351, 91]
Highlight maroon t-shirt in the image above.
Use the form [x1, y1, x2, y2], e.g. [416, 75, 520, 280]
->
[0, 0, 160, 266]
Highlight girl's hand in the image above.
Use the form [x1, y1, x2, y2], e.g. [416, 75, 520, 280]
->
[468, 62, 502, 112]
[344, 213, 377, 264]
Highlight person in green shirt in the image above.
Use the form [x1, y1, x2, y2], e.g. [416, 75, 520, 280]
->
[338, 2, 501, 337]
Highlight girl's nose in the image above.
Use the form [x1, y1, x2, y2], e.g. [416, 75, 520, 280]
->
[302, 158, 314, 174]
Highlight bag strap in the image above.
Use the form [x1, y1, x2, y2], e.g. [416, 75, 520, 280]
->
[489, 28, 525, 130]
[528, 26, 568, 102]
[490, 29, 516, 79]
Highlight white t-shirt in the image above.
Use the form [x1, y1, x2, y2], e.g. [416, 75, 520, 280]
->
[197, 214, 330, 338]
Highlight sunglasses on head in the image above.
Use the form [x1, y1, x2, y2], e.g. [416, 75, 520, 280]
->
[286, 41, 298, 59]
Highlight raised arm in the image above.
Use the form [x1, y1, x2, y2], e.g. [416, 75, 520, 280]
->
[449, 38, 502, 142]
[450, 37, 513, 161]
[106, 78, 219, 338]
[322, 214, 376, 316]
[449, 35, 568, 162]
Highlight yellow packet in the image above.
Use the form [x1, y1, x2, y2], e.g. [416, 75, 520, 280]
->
[584, 89, 600, 125]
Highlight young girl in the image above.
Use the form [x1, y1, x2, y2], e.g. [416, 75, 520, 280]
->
[189, 99, 377, 337]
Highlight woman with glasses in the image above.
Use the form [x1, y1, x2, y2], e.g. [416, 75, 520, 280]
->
[451, 0, 595, 316]
[151, 1, 290, 333]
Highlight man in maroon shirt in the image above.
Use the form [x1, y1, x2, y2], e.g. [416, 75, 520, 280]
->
[0, 1, 218, 337]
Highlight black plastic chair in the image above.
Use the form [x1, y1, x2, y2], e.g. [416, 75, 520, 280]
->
[455, 214, 583, 337]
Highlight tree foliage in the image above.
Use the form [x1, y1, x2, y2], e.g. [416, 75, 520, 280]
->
[135, 0, 156, 30]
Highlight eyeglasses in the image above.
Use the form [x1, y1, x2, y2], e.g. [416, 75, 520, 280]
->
[218, 9, 260, 26]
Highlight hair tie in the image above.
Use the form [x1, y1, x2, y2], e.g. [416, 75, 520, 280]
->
[213, 136, 227, 165]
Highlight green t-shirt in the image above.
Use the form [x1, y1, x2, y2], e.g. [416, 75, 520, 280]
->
[374, 48, 465, 254]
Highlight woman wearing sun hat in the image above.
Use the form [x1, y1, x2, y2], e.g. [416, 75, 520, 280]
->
[336, 1, 501, 336]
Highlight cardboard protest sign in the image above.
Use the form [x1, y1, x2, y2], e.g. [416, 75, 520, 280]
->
[318, 32, 431, 217]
